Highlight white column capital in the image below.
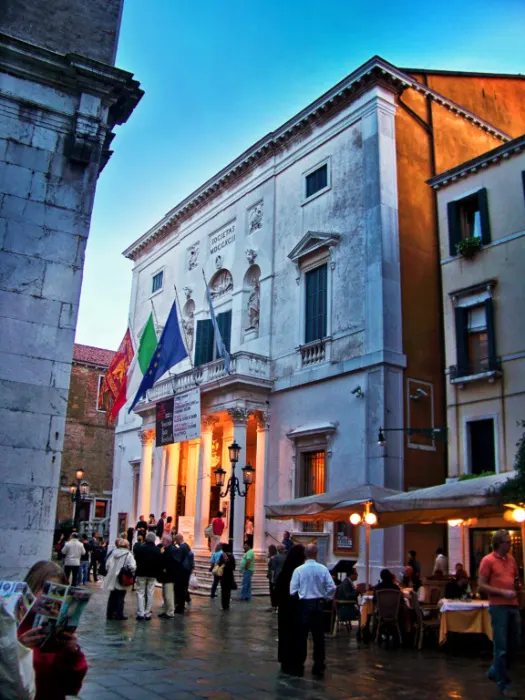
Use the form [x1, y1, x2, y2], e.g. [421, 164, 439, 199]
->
[201, 414, 219, 433]
[255, 410, 270, 431]
[227, 406, 251, 425]
[140, 429, 155, 446]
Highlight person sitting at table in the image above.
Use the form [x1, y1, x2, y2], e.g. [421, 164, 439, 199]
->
[402, 566, 414, 588]
[373, 569, 400, 602]
[333, 570, 360, 624]
[445, 570, 471, 600]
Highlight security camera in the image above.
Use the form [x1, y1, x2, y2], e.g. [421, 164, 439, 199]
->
[351, 385, 364, 399]
[416, 388, 428, 397]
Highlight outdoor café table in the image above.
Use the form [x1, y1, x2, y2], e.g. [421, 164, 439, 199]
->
[438, 599, 492, 645]
[359, 589, 413, 629]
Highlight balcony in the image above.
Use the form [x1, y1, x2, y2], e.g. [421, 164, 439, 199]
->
[449, 356, 502, 386]
[142, 351, 272, 405]
[298, 337, 332, 368]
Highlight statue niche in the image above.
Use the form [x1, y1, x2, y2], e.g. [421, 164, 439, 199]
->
[243, 265, 261, 337]
[182, 299, 195, 353]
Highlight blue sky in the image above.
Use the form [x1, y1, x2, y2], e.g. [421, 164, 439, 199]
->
[75, 0, 525, 350]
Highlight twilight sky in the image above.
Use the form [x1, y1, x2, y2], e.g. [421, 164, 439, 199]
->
[75, 0, 525, 351]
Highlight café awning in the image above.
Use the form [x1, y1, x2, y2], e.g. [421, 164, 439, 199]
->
[374, 471, 516, 527]
[265, 483, 401, 521]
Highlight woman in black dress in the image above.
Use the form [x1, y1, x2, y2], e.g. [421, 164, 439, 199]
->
[219, 543, 236, 610]
[275, 544, 306, 675]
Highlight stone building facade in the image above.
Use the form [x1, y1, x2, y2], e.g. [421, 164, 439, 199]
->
[111, 57, 525, 579]
[56, 344, 116, 535]
[0, 0, 142, 577]
[428, 134, 525, 573]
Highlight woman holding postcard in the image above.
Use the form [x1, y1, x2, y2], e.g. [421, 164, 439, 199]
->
[17, 560, 88, 699]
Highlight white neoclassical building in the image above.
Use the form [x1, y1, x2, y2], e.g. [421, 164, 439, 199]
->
[110, 57, 525, 576]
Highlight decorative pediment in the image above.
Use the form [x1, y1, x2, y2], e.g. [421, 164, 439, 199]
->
[287, 231, 340, 283]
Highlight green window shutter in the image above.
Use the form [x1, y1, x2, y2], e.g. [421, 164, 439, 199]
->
[217, 310, 232, 354]
[194, 319, 214, 366]
[477, 188, 491, 245]
[454, 307, 468, 377]
[305, 264, 327, 343]
[447, 200, 461, 256]
[485, 297, 497, 369]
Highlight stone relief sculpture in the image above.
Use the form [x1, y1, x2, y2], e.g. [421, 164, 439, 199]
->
[245, 248, 257, 265]
[183, 285, 193, 300]
[246, 278, 260, 331]
[248, 202, 263, 234]
[188, 244, 199, 270]
[182, 300, 195, 352]
[210, 269, 233, 299]
[215, 255, 222, 270]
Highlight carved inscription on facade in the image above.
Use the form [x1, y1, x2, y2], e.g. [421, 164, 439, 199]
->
[209, 222, 236, 256]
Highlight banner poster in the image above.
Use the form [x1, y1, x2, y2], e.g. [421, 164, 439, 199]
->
[172, 387, 201, 444]
[156, 398, 174, 447]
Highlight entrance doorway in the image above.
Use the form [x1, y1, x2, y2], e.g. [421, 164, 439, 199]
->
[209, 485, 221, 522]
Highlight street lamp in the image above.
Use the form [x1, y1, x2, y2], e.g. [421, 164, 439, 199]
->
[348, 502, 378, 588]
[70, 468, 89, 531]
[213, 441, 255, 552]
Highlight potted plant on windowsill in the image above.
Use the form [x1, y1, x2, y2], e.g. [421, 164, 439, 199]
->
[456, 236, 483, 259]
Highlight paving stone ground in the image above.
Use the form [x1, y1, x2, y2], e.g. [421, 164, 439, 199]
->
[76, 584, 523, 700]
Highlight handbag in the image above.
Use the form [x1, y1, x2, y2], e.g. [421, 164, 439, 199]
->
[117, 555, 134, 587]
[204, 524, 213, 538]
[211, 564, 224, 577]
[231, 579, 238, 591]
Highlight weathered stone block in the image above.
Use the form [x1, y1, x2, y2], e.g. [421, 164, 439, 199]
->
[0, 378, 68, 417]
[0, 217, 6, 248]
[0, 250, 45, 295]
[0, 112, 34, 145]
[0, 407, 52, 449]
[0, 193, 26, 222]
[31, 125, 59, 152]
[0, 350, 53, 388]
[45, 180, 83, 212]
[4, 220, 83, 266]
[5, 141, 51, 173]
[0, 446, 56, 488]
[29, 171, 48, 202]
[0, 138, 7, 162]
[0, 288, 61, 326]
[43, 204, 80, 235]
[42, 259, 82, 303]
[59, 301, 79, 329]
[50, 360, 73, 390]
[1, 316, 75, 363]
[0, 161, 33, 196]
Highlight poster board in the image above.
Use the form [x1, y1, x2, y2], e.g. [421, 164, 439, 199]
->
[333, 521, 359, 556]
[156, 388, 201, 447]
[177, 515, 195, 549]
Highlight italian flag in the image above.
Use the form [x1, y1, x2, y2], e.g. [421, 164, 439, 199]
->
[101, 314, 157, 424]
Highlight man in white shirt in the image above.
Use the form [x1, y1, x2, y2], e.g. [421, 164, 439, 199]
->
[61, 533, 86, 586]
[433, 547, 449, 576]
[290, 544, 335, 677]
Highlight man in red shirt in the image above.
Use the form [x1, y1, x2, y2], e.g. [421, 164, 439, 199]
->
[478, 529, 521, 698]
[211, 511, 225, 550]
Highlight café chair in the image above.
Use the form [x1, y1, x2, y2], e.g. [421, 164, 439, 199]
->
[375, 589, 402, 646]
[411, 591, 440, 650]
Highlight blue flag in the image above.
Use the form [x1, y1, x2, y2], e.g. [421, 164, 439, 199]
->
[128, 300, 188, 412]
[205, 284, 231, 373]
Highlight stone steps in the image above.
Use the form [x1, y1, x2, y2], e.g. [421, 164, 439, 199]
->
[191, 554, 269, 597]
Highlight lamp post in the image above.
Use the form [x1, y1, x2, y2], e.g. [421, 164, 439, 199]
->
[213, 440, 255, 552]
[69, 467, 89, 532]
[349, 502, 377, 588]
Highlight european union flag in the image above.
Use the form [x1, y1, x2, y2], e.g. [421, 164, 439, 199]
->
[128, 300, 188, 412]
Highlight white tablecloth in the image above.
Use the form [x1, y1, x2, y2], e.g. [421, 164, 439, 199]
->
[439, 599, 489, 613]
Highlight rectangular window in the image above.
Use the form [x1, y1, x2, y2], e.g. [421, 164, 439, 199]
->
[152, 271, 163, 294]
[305, 163, 328, 199]
[96, 375, 106, 412]
[305, 264, 327, 343]
[454, 298, 497, 378]
[300, 451, 325, 532]
[95, 500, 107, 519]
[468, 419, 496, 475]
[194, 310, 232, 366]
[447, 188, 491, 256]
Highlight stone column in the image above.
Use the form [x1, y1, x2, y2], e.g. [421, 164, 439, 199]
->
[185, 439, 200, 518]
[162, 442, 180, 518]
[254, 412, 270, 556]
[227, 407, 251, 557]
[137, 429, 155, 521]
[194, 416, 217, 553]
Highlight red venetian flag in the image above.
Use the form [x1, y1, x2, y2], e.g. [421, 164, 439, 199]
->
[100, 329, 134, 425]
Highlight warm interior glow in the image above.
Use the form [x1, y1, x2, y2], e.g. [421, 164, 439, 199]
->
[75, 468, 84, 481]
[447, 519, 464, 528]
[512, 508, 525, 523]
[349, 513, 362, 525]
[503, 509, 515, 522]
[364, 512, 377, 526]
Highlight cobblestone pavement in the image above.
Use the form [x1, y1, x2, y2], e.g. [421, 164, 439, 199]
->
[76, 584, 523, 700]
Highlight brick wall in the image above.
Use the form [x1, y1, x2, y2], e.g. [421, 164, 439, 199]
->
[57, 361, 115, 524]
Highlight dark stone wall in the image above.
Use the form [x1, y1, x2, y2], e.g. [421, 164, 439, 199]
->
[0, 0, 124, 65]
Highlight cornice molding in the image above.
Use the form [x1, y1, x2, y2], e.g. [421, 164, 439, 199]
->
[428, 134, 525, 190]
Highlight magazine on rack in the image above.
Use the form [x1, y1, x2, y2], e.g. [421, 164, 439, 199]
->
[31, 581, 92, 651]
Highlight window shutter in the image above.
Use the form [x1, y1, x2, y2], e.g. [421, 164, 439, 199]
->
[454, 307, 468, 376]
[477, 188, 491, 245]
[217, 310, 232, 354]
[447, 200, 461, 256]
[305, 264, 327, 343]
[317, 264, 327, 339]
[194, 319, 214, 366]
[485, 297, 497, 369]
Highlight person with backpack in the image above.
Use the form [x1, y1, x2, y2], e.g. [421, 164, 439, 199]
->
[134, 532, 163, 621]
[103, 538, 136, 620]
